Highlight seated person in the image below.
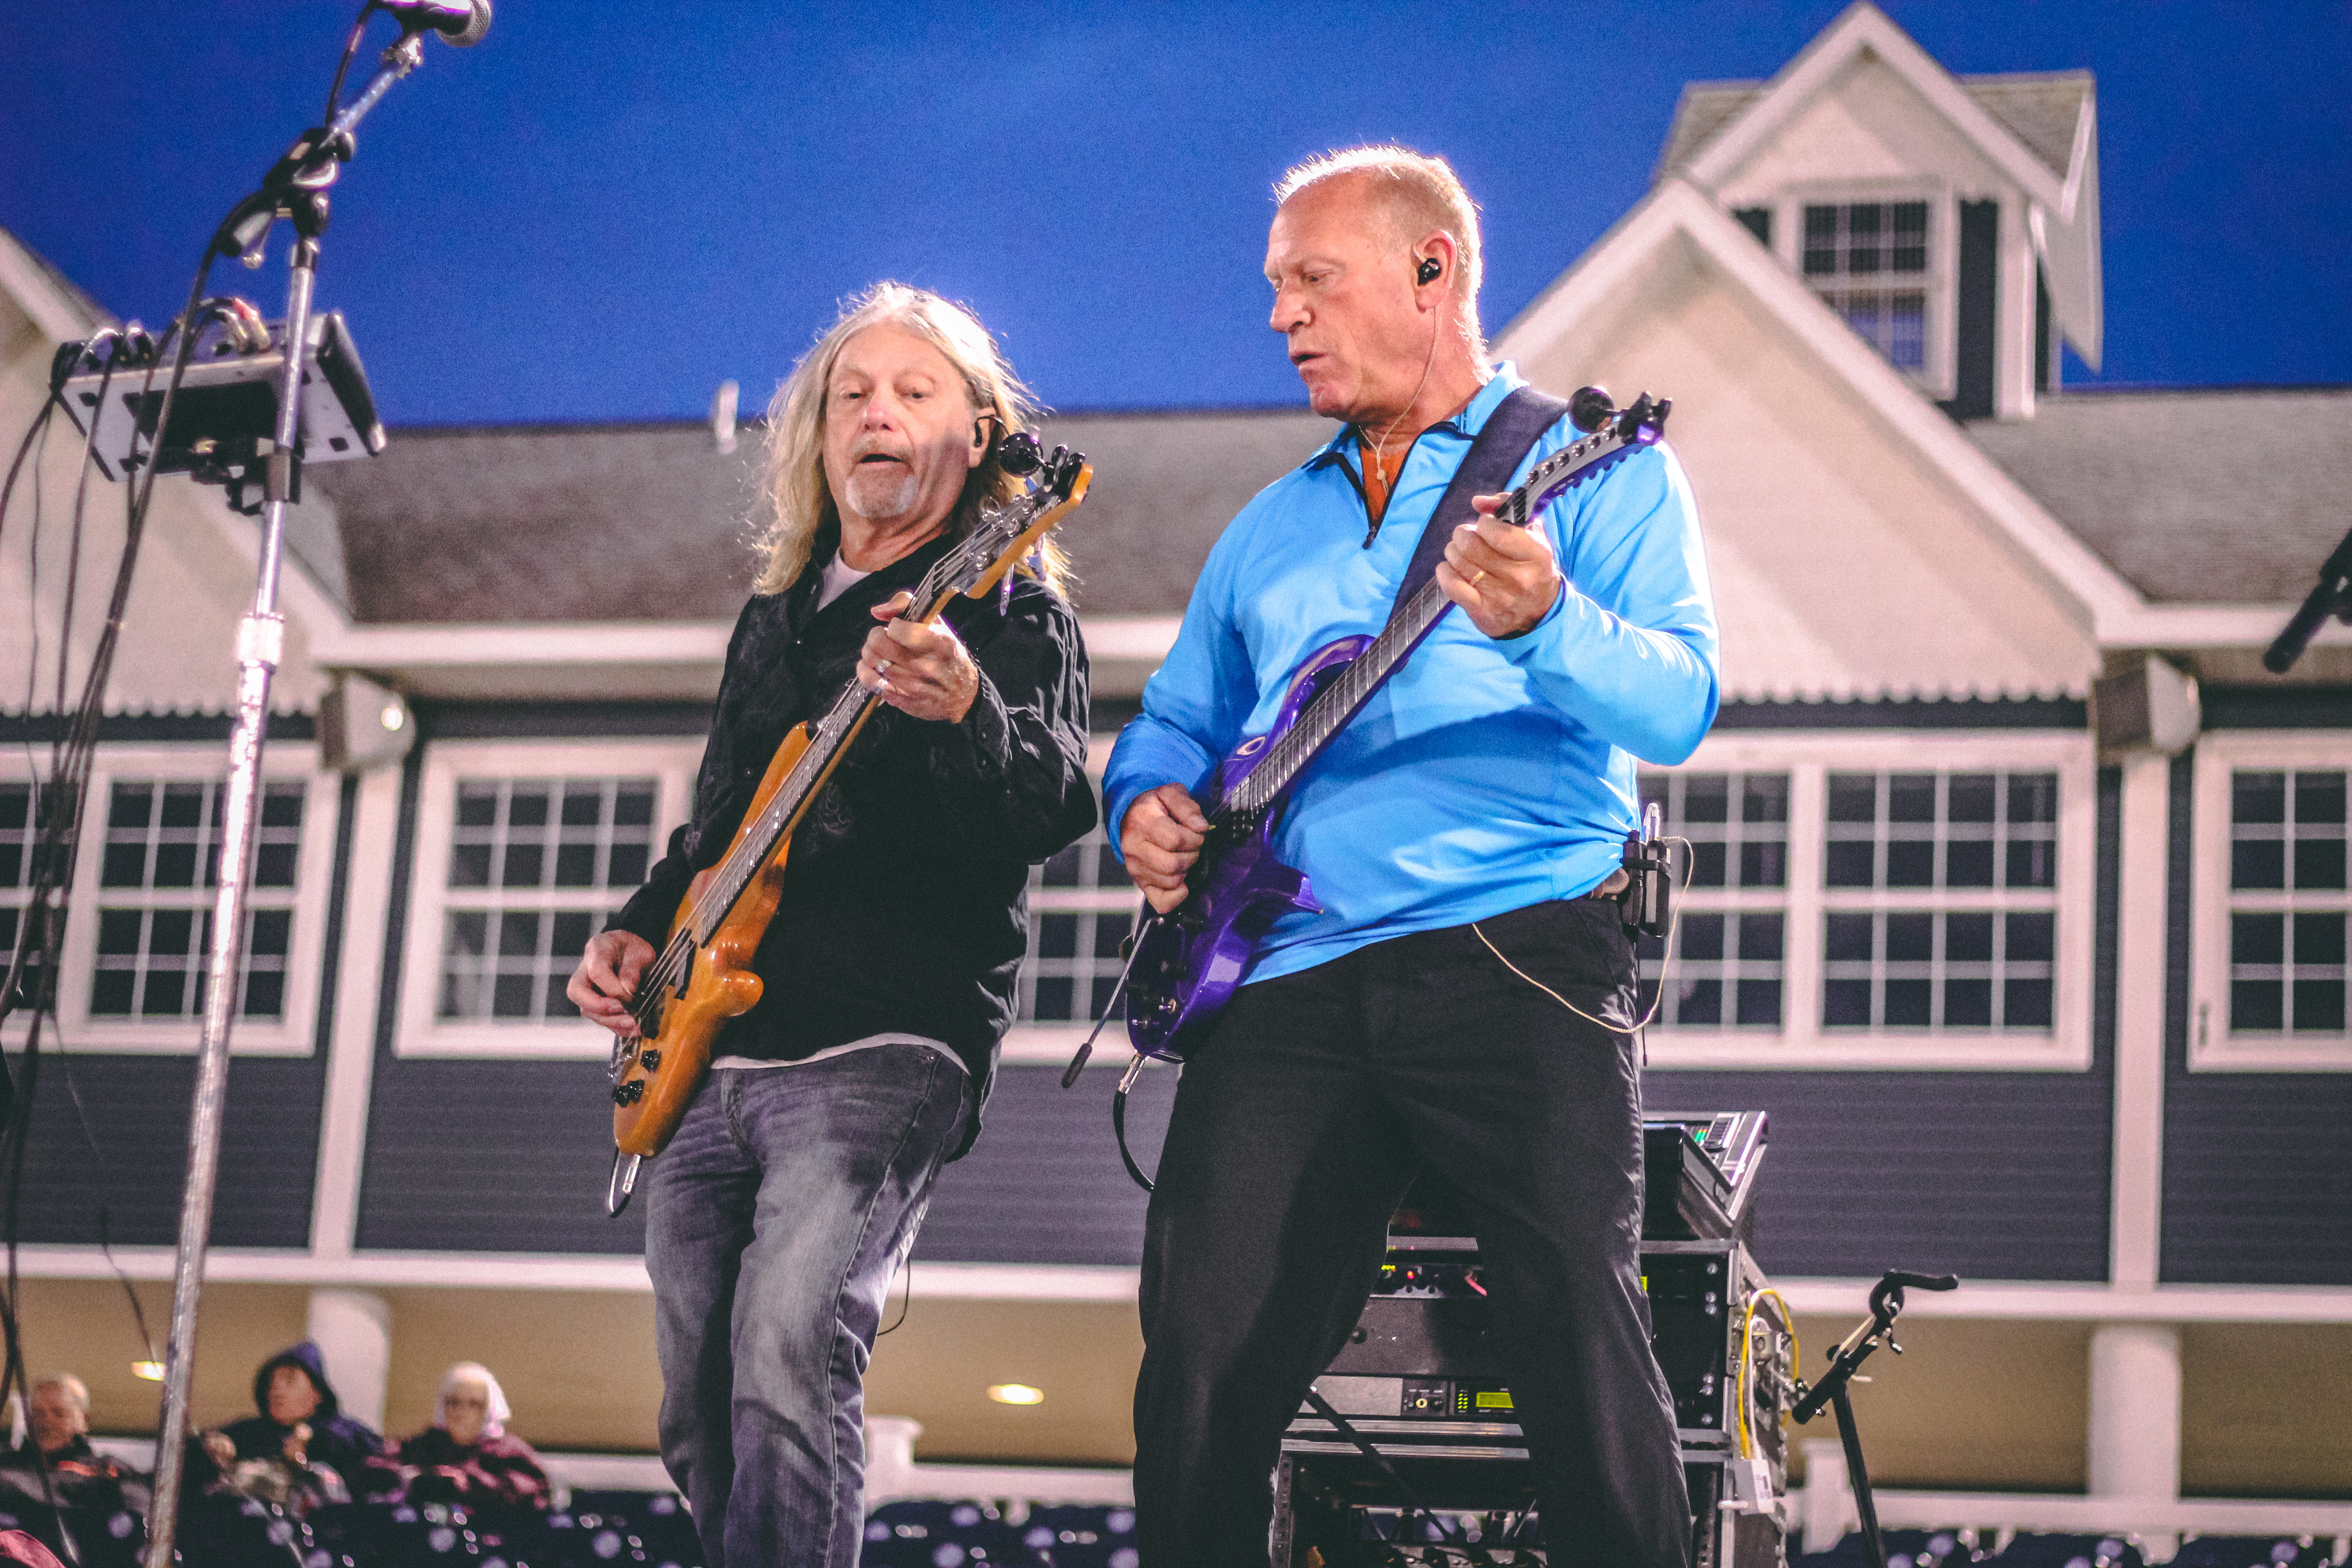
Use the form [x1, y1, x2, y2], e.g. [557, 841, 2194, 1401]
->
[397, 1364, 549, 1510]
[0, 1374, 142, 1513]
[202, 1341, 398, 1504]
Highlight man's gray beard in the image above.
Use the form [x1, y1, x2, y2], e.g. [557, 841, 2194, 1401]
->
[843, 465, 920, 523]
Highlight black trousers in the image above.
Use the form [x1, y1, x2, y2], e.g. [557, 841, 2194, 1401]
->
[1132, 897, 1691, 1567]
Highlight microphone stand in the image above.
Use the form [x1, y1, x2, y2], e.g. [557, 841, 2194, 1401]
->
[1789, 1269, 1959, 1568]
[2264, 523, 2352, 675]
[142, 30, 430, 1568]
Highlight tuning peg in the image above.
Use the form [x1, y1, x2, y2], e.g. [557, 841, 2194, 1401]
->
[996, 431, 1042, 475]
[1569, 386, 1615, 434]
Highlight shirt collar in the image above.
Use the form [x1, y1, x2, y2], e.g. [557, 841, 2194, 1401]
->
[1304, 361, 1530, 470]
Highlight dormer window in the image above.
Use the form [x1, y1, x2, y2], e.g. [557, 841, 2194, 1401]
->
[1803, 201, 1931, 370]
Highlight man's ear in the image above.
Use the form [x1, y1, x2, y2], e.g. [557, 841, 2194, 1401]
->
[968, 412, 996, 470]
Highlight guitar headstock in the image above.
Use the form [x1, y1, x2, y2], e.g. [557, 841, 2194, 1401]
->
[949, 434, 1093, 600]
[1569, 384, 1671, 445]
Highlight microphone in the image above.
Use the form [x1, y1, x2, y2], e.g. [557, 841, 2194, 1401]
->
[2265, 524, 2352, 674]
[376, 0, 492, 46]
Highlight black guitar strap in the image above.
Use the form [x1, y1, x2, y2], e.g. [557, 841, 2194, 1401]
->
[1383, 383, 1573, 630]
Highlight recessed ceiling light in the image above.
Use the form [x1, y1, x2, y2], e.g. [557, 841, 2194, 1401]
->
[132, 1361, 165, 1382]
[986, 1383, 1044, 1406]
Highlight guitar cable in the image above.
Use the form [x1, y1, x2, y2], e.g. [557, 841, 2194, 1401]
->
[1469, 836, 1693, 1038]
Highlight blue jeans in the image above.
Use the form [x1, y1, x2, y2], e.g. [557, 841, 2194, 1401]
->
[645, 1045, 970, 1568]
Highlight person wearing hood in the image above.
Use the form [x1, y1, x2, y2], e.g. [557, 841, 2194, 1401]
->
[203, 1341, 398, 1501]
[396, 1364, 550, 1510]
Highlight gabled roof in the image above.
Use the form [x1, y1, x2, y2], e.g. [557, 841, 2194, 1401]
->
[1656, 71, 2092, 186]
[1657, 2, 2102, 370]
[1966, 389, 2352, 606]
[309, 408, 1330, 627]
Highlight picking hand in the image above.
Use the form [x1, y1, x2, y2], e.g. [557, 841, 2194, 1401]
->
[568, 929, 655, 1036]
[1122, 783, 1209, 913]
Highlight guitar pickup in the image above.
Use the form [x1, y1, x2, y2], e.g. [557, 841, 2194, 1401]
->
[672, 946, 694, 998]
[612, 1080, 645, 1107]
[638, 1049, 662, 1073]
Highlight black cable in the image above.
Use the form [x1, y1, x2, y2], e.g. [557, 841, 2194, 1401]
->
[323, 4, 379, 121]
[1111, 1077, 1154, 1193]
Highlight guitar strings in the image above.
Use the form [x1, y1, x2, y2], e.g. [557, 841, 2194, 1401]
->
[1232, 431, 1618, 814]
[619, 491, 1048, 1043]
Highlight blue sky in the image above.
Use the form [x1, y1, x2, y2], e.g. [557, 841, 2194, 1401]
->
[3, 2, 2345, 426]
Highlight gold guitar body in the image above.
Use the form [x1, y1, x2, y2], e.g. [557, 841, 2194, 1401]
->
[609, 721, 825, 1156]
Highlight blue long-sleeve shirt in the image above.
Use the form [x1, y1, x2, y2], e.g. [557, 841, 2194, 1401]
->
[1103, 365, 1720, 985]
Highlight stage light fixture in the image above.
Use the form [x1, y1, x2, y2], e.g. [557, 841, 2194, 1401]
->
[985, 1383, 1044, 1406]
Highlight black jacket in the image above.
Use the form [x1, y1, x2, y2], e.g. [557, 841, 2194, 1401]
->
[610, 529, 1094, 1156]
[213, 1340, 397, 1499]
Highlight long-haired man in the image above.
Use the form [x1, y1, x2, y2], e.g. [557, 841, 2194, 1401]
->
[569, 284, 1095, 1568]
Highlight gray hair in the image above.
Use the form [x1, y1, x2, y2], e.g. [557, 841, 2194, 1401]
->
[33, 1373, 90, 1414]
[752, 282, 1066, 598]
[1276, 145, 1486, 352]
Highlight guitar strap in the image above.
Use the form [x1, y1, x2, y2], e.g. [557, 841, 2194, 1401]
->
[1382, 383, 1572, 630]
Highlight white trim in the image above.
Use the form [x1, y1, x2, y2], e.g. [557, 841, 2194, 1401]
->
[1498, 181, 2149, 662]
[392, 738, 701, 1059]
[2110, 755, 2171, 1287]
[310, 766, 404, 1257]
[8, 1245, 1141, 1301]
[312, 621, 735, 669]
[0, 230, 105, 345]
[1862, 1489, 2352, 1542]
[1, 743, 338, 1056]
[1770, 1276, 2352, 1324]
[2190, 730, 2352, 1071]
[1773, 180, 1955, 400]
[19, 1243, 2352, 1325]
[1643, 730, 2096, 1071]
[1076, 615, 1181, 663]
[1682, 3, 2069, 215]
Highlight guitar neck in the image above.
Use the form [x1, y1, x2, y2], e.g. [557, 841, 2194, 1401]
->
[1221, 417, 1643, 818]
[686, 571, 965, 945]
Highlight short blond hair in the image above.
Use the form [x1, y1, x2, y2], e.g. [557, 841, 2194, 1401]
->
[1276, 145, 1485, 320]
[753, 282, 1066, 598]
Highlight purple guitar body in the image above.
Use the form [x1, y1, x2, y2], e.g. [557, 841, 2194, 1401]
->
[1122, 636, 1365, 1060]
[1120, 392, 1670, 1064]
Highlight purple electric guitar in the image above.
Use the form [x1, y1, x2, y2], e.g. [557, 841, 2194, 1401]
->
[1121, 388, 1671, 1063]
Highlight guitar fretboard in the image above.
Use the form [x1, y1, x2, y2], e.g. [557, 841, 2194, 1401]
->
[1219, 417, 1643, 820]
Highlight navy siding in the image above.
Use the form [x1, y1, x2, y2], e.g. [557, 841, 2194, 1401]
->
[916, 1064, 1175, 1265]
[16, 742, 348, 1251]
[2162, 746, 2352, 1284]
[1650, 765, 2118, 1283]
[20, 1054, 324, 1248]
[353, 736, 651, 1252]
[355, 1057, 650, 1252]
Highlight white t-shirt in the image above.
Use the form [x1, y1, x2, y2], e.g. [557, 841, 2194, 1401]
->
[816, 550, 873, 610]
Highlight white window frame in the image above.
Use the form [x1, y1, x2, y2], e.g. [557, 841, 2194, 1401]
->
[1774, 179, 1955, 401]
[0, 743, 339, 1056]
[394, 738, 701, 1060]
[1642, 730, 2095, 1071]
[2190, 730, 2352, 1072]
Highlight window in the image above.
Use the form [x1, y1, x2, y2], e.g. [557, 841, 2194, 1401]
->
[1640, 734, 2093, 1070]
[0, 749, 336, 1054]
[1639, 772, 1789, 1029]
[90, 779, 306, 1020]
[0, 782, 50, 1005]
[396, 740, 701, 1058]
[434, 777, 659, 1024]
[2192, 735, 2352, 1069]
[1820, 771, 2059, 1032]
[1010, 789, 1140, 1054]
[1804, 201, 1931, 371]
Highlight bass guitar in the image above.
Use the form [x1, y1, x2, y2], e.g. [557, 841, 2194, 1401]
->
[604, 434, 1092, 1213]
[1120, 389, 1669, 1064]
